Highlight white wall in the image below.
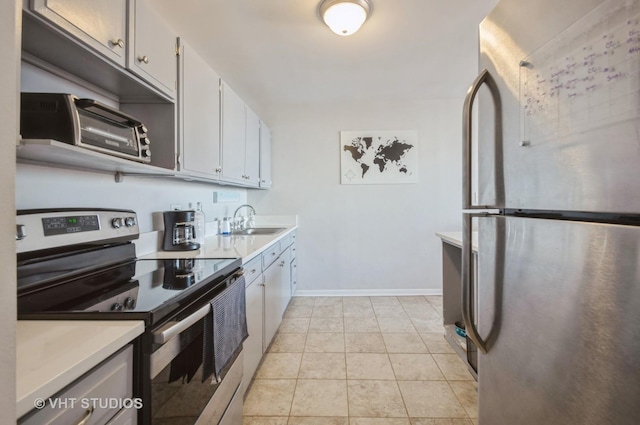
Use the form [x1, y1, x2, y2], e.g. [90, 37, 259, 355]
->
[249, 98, 463, 295]
[1, 0, 19, 422]
[16, 164, 248, 235]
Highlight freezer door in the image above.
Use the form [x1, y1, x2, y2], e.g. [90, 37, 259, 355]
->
[477, 216, 640, 425]
[478, 0, 640, 213]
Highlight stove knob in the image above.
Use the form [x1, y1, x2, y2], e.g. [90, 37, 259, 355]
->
[125, 217, 137, 227]
[111, 303, 123, 311]
[111, 217, 124, 229]
[124, 297, 136, 309]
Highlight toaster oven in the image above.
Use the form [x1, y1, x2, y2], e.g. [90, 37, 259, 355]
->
[20, 93, 151, 163]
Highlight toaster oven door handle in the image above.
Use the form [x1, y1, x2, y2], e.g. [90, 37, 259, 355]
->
[153, 304, 211, 344]
[75, 98, 144, 127]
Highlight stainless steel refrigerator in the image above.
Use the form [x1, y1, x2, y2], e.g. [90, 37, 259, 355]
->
[463, 0, 640, 423]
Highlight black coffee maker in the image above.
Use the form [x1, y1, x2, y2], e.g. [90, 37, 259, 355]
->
[163, 210, 200, 251]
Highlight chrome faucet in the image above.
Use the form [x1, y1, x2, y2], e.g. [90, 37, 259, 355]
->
[233, 204, 256, 230]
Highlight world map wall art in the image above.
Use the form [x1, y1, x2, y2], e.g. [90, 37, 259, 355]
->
[340, 130, 418, 185]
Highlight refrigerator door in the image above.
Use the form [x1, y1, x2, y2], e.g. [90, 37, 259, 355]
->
[477, 215, 640, 425]
[478, 0, 640, 213]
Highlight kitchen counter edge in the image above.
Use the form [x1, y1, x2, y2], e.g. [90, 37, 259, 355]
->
[436, 231, 479, 252]
[138, 225, 298, 264]
[16, 320, 144, 419]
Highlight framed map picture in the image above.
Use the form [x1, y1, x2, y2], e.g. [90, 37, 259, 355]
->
[340, 130, 418, 184]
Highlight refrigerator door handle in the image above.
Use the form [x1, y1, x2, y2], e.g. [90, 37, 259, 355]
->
[462, 212, 488, 354]
[462, 68, 503, 210]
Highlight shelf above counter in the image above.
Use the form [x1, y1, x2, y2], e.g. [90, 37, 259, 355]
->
[16, 139, 177, 180]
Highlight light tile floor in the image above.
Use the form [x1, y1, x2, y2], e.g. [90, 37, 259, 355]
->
[243, 296, 478, 425]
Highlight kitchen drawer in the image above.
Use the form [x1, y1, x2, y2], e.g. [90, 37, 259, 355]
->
[218, 383, 243, 425]
[279, 233, 293, 248]
[243, 256, 262, 286]
[105, 407, 136, 425]
[262, 242, 281, 269]
[20, 345, 133, 425]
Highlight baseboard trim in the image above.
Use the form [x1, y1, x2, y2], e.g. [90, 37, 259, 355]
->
[294, 289, 443, 297]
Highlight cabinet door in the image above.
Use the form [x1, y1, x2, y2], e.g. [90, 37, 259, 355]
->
[290, 257, 298, 297]
[278, 248, 292, 318]
[244, 106, 260, 187]
[244, 276, 264, 386]
[31, 0, 128, 67]
[221, 81, 246, 185]
[263, 260, 282, 351]
[178, 40, 221, 179]
[259, 121, 272, 188]
[129, 0, 177, 98]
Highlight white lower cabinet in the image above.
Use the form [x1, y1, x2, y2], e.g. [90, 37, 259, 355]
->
[19, 345, 134, 425]
[278, 247, 292, 318]
[263, 257, 283, 352]
[243, 234, 297, 392]
[243, 272, 264, 393]
[290, 257, 298, 296]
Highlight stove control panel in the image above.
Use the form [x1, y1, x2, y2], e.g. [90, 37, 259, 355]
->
[16, 209, 140, 254]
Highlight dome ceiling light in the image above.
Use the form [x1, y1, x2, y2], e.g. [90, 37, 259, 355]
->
[318, 0, 372, 36]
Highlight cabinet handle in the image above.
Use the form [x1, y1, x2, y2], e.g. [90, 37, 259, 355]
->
[75, 406, 95, 425]
[138, 55, 149, 64]
[215, 166, 222, 173]
[110, 38, 125, 48]
[279, 261, 285, 267]
[250, 268, 257, 275]
[259, 283, 265, 287]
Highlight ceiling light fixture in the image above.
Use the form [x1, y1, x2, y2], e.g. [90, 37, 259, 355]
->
[318, 0, 372, 37]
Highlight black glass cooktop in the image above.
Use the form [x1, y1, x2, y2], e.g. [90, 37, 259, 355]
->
[17, 257, 241, 326]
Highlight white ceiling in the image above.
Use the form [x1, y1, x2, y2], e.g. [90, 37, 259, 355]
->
[152, 0, 499, 109]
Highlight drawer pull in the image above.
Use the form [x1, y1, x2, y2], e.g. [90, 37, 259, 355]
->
[75, 406, 95, 425]
[138, 55, 149, 64]
[250, 268, 257, 274]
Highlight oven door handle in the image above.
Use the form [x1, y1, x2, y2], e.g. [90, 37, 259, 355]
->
[153, 304, 211, 344]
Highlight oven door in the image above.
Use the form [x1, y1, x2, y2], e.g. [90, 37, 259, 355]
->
[147, 272, 246, 424]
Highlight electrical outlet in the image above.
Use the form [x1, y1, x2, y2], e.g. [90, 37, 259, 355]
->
[170, 204, 182, 211]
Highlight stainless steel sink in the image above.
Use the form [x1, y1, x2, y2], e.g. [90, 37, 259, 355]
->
[230, 227, 286, 236]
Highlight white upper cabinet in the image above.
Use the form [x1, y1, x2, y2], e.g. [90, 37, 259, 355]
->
[30, 0, 128, 67]
[220, 80, 262, 188]
[178, 39, 221, 179]
[259, 122, 272, 189]
[128, 0, 177, 99]
[244, 106, 261, 187]
[221, 81, 247, 185]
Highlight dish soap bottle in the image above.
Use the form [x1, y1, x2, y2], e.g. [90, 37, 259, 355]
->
[220, 217, 231, 235]
[194, 202, 206, 246]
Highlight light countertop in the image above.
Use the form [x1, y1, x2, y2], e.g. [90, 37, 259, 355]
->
[139, 225, 297, 263]
[17, 320, 144, 419]
[435, 231, 479, 252]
